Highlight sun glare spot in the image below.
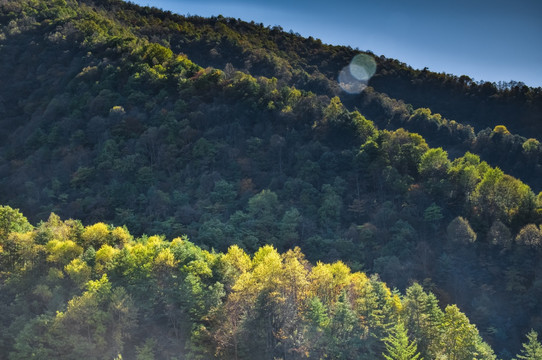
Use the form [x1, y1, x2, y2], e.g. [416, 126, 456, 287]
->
[338, 53, 376, 94]
[338, 66, 367, 94]
[350, 54, 376, 79]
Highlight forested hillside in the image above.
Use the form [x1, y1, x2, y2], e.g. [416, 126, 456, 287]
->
[1, 0, 542, 357]
[0, 206, 501, 359]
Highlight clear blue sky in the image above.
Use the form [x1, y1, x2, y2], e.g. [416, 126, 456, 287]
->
[127, 0, 542, 87]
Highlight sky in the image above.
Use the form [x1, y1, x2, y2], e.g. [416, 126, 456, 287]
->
[128, 0, 542, 87]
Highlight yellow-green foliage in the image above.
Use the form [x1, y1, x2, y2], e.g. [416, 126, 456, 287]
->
[46, 239, 83, 266]
[111, 226, 131, 246]
[81, 222, 111, 249]
[95, 244, 118, 274]
[0, 210, 498, 359]
[493, 125, 511, 135]
[65, 258, 91, 287]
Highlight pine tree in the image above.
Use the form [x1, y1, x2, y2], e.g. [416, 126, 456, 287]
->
[382, 323, 422, 360]
[403, 283, 442, 359]
[325, 291, 361, 360]
[516, 330, 542, 360]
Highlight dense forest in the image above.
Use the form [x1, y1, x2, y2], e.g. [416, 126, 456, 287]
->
[0, 206, 501, 359]
[1, 0, 542, 358]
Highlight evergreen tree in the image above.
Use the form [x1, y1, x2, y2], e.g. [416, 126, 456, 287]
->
[403, 283, 442, 359]
[325, 291, 361, 360]
[516, 330, 542, 360]
[382, 323, 422, 360]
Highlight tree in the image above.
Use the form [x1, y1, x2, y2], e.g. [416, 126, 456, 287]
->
[439, 305, 495, 360]
[11, 274, 137, 360]
[0, 231, 37, 272]
[111, 226, 131, 246]
[446, 217, 476, 245]
[192, 137, 217, 167]
[278, 207, 301, 249]
[516, 330, 542, 360]
[382, 322, 422, 360]
[270, 134, 286, 173]
[470, 168, 533, 225]
[141, 43, 173, 65]
[65, 258, 92, 288]
[81, 222, 111, 249]
[0, 205, 32, 239]
[487, 220, 512, 248]
[492, 125, 511, 136]
[95, 244, 118, 274]
[136, 338, 156, 360]
[247, 190, 279, 218]
[303, 296, 329, 359]
[325, 291, 361, 360]
[448, 153, 484, 202]
[419, 147, 450, 179]
[318, 184, 342, 231]
[523, 138, 540, 155]
[307, 296, 329, 328]
[245, 190, 281, 248]
[351, 111, 377, 143]
[516, 224, 542, 248]
[403, 283, 442, 358]
[210, 179, 236, 210]
[423, 203, 443, 232]
[46, 239, 83, 266]
[310, 261, 351, 305]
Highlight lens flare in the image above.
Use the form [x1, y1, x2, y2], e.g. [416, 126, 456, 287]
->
[350, 53, 377, 80]
[338, 66, 368, 94]
[338, 53, 376, 94]
[349, 64, 370, 82]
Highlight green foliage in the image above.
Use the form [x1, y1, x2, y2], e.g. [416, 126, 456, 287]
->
[523, 139, 541, 155]
[325, 291, 361, 359]
[0, 205, 32, 238]
[318, 184, 343, 230]
[447, 217, 477, 244]
[516, 330, 542, 360]
[439, 305, 496, 360]
[382, 323, 422, 360]
[0, 0, 541, 357]
[515, 224, 542, 248]
[136, 338, 156, 360]
[46, 238, 83, 266]
[65, 258, 92, 287]
[487, 220, 512, 247]
[0, 209, 498, 359]
[403, 283, 442, 359]
[419, 147, 450, 179]
[140, 43, 173, 66]
[409, 108, 442, 126]
[81, 222, 111, 249]
[423, 203, 443, 230]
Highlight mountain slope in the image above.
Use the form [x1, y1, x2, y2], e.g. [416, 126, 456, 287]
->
[103, 0, 542, 190]
[1, 0, 542, 356]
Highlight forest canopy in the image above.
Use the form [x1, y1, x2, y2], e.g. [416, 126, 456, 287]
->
[1, 0, 542, 358]
[0, 206, 498, 360]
